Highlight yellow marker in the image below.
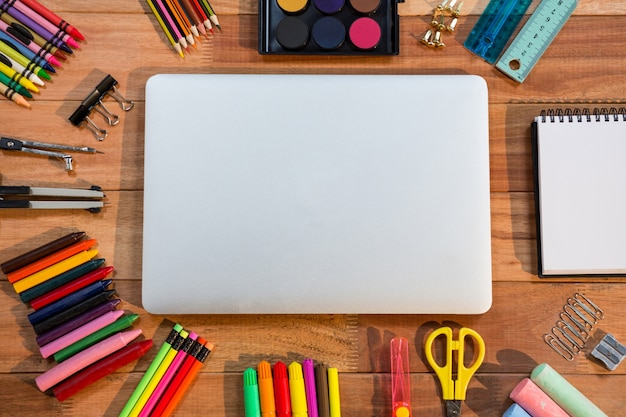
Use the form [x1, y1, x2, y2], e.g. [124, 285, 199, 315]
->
[129, 330, 189, 417]
[328, 367, 341, 417]
[13, 249, 99, 294]
[288, 362, 308, 417]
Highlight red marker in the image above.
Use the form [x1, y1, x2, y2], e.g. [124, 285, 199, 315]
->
[29, 266, 114, 310]
[273, 361, 291, 417]
[52, 340, 153, 401]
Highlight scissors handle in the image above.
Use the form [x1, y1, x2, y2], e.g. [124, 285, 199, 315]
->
[424, 327, 485, 401]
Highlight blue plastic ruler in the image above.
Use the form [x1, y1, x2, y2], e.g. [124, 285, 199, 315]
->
[495, 0, 579, 82]
[464, 0, 533, 64]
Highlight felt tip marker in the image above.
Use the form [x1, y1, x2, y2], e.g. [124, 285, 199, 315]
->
[303, 359, 319, 417]
[258, 360, 276, 417]
[244, 368, 262, 417]
[328, 368, 341, 417]
[289, 361, 309, 417]
[315, 364, 330, 417]
[273, 361, 291, 417]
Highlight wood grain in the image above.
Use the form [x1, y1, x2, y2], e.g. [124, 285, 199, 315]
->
[1, 0, 625, 416]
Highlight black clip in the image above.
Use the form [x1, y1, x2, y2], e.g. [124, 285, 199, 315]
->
[69, 74, 134, 141]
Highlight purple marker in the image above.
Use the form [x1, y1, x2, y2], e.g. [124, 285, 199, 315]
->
[303, 359, 319, 417]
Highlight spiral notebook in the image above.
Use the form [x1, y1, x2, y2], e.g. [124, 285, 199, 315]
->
[142, 74, 492, 314]
[532, 108, 626, 277]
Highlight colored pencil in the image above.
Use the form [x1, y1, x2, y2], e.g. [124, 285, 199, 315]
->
[128, 330, 189, 417]
[155, 341, 214, 417]
[146, 0, 183, 57]
[137, 332, 198, 417]
[150, 337, 207, 417]
[118, 324, 184, 417]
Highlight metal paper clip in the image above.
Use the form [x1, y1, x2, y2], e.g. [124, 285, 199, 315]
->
[543, 293, 604, 361]
[591, 334, 626, 371]
[69, 74, 134, 141]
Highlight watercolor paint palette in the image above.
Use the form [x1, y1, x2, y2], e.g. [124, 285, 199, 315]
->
[259, 0, 403, 55]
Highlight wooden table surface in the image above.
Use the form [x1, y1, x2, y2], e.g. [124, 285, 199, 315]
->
[1, 0, 625, 416]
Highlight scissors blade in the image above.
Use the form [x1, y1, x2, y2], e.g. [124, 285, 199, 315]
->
[445, 400, 462, 417]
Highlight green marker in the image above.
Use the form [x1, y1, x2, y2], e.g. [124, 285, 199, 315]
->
[54, 314, 140, 362]
[244, 368, 261, 417]
[118, 323, 184, 417]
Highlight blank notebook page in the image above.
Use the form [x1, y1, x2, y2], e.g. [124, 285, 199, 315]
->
[535, 113, 626, 276]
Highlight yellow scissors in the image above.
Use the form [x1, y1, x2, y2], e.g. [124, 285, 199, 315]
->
[424, 327, 485, 417]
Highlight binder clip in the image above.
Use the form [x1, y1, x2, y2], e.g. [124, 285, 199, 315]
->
[0, 184, 104, 212]
[69, 74, 134, 141]
[590, 334, 626, 371]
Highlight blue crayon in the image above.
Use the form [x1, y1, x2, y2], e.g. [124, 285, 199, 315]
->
[0, 33, 55, 72]
[27, 280, 112, 325]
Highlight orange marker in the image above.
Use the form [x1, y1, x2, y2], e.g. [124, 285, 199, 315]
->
[7, 239, 97, 284]
[258, 360, 276, 417]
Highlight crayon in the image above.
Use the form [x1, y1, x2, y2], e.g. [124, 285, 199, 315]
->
[53, 340, 153, 401]
[35, 329, 142, 392]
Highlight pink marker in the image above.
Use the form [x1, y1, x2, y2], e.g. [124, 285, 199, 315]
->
[138, 332, 198, 417]
[39, 309, 125, 359]
[35, 329, 142, 392]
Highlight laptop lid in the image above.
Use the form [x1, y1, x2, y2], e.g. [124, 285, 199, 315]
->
[142, 74, 492, 314]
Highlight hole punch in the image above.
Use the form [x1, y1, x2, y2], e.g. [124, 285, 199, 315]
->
[68, 74, 134, 141]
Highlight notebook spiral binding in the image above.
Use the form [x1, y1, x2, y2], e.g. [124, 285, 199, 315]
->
[543, 293, 604, 361]
[539, 107, 626, 123]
